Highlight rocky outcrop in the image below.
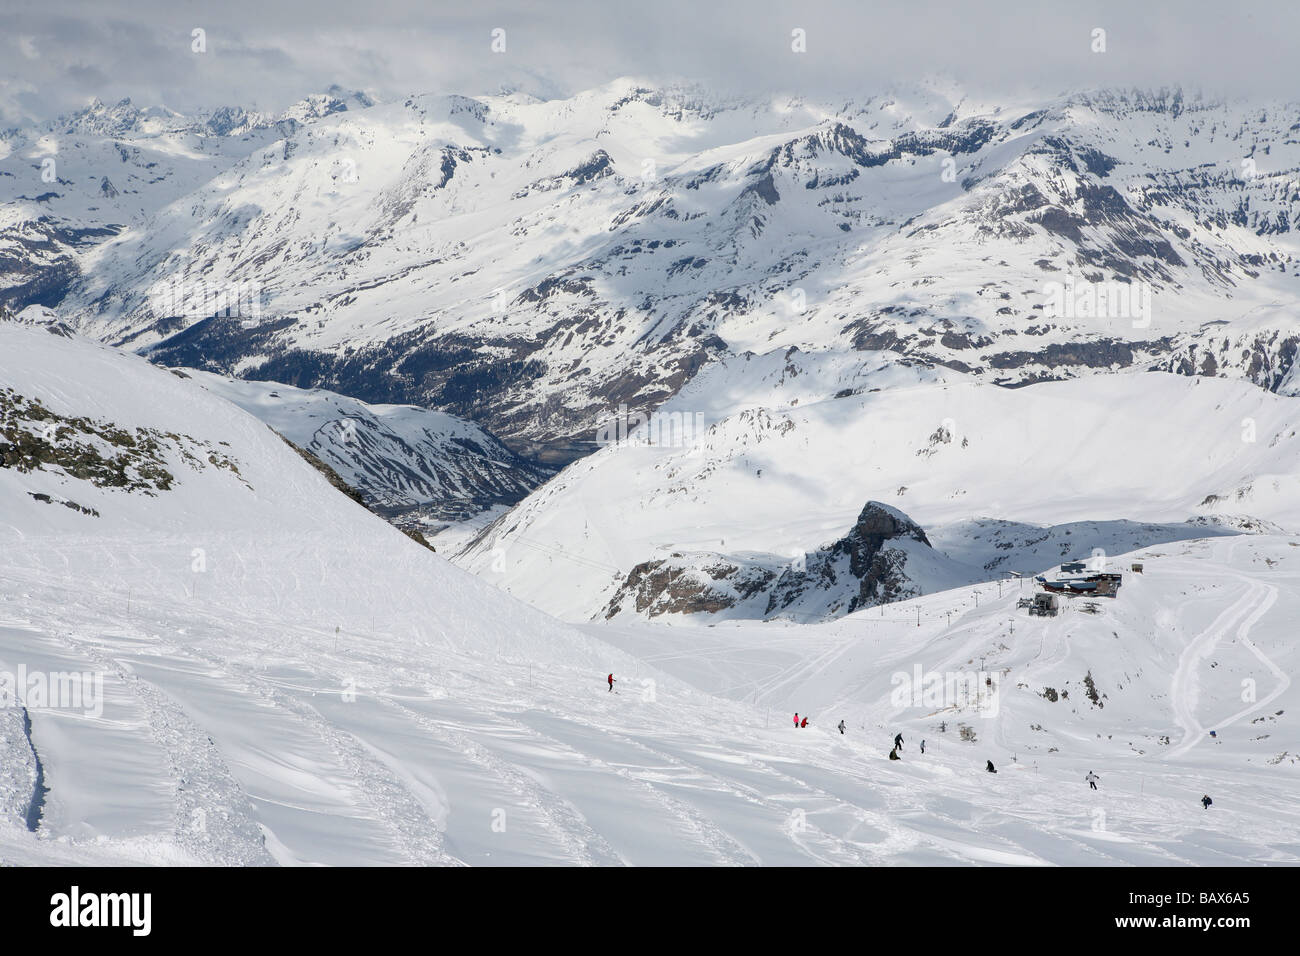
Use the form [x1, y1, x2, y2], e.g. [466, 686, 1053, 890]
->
[0, 385, 244, 495]
[765, 501, 935, 616]
[603, 555, 777, 619]
[602, 501, 968, 622]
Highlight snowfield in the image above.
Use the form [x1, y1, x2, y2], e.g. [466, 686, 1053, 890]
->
[1, 322, 1297, 865]
[457, 366, 1300, 622]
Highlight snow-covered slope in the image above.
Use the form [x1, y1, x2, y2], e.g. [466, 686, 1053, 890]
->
[0, 321, 638, 863]
[182, 370, 551, 524]
[0, 89, 373, 314]
[587, 533, 1300, 864]
[1, 322, 1296, 865]
[457, 371, 1300, 621]
[1, 82, 1290, 460]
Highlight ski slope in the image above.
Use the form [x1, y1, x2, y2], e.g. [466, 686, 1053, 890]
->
[4, 528, 1297, 865]
[1, 322, 1297, 865]
[589, 535, 1300, 864]
[457, 369, 1300, 621]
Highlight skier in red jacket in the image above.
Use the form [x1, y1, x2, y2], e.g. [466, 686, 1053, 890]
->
[800, 717, 808, 728]
[608, 673, 615, 692]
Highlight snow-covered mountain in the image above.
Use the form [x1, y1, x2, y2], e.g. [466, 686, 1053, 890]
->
[602, 500, 982, 622]
[5, 74, 1300, 867]
[182, 371, 552, 525]
[0, 320, 638, 863]
[7, 81, 1291, 463]
[0, 88, 375, 315]
[457, 369, 1300, 621]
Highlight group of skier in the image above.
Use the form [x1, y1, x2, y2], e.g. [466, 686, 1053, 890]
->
[886, 732, 924, 757]
[608, 676, 1215, 810]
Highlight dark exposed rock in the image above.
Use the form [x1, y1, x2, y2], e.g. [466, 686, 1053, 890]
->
[0, 386, 242, 495]
[766, 501, 933, 616]
[987, 339, 1138, 370]
[564, 149, 615, 185]
[739, 171, 780, 206]
[277, 434, 368, 507]
[603, 501, 942, 622]
[604, 556, 777, 618]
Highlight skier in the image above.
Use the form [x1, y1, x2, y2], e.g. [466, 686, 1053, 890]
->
[800, 716, 808, 729]
[1201, 794, 1213, 810]
[793, 713, 800, 729]
[607, 673, 615, 692]
[894, 732, 904, 751]
[838, 719, 846, 735]
[1086, 771, 1099, 790]
[889, 747, 900, 760]
[920, 739, 926, 754]
[986, 759, 997, 774]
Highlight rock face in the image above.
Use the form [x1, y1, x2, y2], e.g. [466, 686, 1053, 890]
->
[0, 382, 245, 496]
[766, 502, 936, 617]
[602, 501, 970, 622]
[603, 555, 778, 619]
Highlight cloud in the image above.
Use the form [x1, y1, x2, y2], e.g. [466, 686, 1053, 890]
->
[3, 0, 1299, 126]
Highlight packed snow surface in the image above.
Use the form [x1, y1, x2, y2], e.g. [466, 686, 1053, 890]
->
[1, 324, 1297, 865]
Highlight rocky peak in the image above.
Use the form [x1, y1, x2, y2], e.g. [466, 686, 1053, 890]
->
[846, 500, 931, 549]
[766, 500, 937, 616]
[601, 500, 961, 623]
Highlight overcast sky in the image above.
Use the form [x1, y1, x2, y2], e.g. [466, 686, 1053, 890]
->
[3, 0, 1299, 125]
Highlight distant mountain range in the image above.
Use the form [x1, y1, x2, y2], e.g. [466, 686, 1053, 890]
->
[3, 81, 1297, 469]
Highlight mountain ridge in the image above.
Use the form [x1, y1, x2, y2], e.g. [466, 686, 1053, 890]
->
[2, 80, 1296, 464]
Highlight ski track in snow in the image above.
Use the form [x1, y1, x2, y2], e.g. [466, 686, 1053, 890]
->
[5, 544, 1300, 866]
[5, 323, 1300, 865]
[504, 710, 763, 865]
[1167, 539, 1288, 759]
[173, 649, 465, 866]
[383, 700, 626, 867]
[2, 503, 1298, 862]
